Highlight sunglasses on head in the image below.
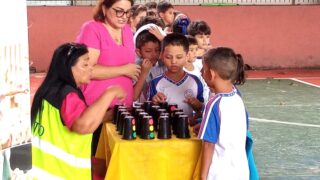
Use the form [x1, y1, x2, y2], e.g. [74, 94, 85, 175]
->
[67, 43, 82, 57]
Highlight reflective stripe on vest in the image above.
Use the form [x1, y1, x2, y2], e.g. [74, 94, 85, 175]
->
[33, 136, 91, 168]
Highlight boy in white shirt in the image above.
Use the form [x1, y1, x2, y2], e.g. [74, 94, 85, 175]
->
[184, 35, 210, 104]
[148, 33, 204, 117]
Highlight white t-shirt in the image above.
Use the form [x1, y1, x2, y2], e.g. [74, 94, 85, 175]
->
[198, 88, 249, 180]
[148, 72, 204, 117]
[184, 64, 210, 104]
[193, 57, 203, 72]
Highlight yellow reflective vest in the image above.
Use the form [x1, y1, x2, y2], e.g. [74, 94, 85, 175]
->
[32, 87, 92, 179]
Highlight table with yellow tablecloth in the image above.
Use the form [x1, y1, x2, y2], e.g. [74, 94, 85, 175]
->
[95, 122, 202, 180]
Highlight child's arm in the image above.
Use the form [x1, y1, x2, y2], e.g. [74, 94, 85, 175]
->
[184, 97, 203, 112]
[192, 123, 201, 135]
[133, 59, 152, 101]
[189, 111, 202, 126]
[201, 141, 215, 180]
[71, 86, 126, 134]
[147, 77, 167, 104]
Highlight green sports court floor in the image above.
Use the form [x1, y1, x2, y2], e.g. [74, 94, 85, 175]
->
[238, 78, 320, 179]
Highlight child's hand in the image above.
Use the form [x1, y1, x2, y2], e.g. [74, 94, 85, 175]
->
[141, 59, 153, 74]
[193, 123, 201, 136]
[107, 86, 127, 102]
[184, 97, 203, 111]
[152, 92, 167, 104]
[148, 26, 165, 41]
[189, 116, 198, 127]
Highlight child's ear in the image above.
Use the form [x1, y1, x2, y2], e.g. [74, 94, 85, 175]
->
[209, 69, 216, 81]
[159, 12, 164, 19]
[135, 49, 142, 57]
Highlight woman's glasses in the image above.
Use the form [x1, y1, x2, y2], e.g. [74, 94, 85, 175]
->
[112, 8, 132, 18]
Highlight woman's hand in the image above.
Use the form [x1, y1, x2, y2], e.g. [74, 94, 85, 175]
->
[122, 63, 141, 81]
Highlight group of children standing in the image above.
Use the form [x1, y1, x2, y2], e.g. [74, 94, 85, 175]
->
[130, 1, 257, 180]
[31, 0, 258, 179]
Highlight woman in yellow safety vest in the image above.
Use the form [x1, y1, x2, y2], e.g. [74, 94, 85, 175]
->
[31, 43, 126, 179]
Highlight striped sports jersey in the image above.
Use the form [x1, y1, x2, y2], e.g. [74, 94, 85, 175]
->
[148, 72, 204, 117]
[198, 88, 249, 180]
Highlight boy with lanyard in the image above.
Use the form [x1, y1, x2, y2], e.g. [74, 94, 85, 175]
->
[133, 17, 167, 101]
[133, 25, 166, 102]
[148, 33, 204, 117]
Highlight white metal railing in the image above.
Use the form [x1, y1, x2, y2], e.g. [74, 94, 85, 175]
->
[27, 0, 71, 6]
[295, 0, 320, 4]
[26, 0, 320, 6]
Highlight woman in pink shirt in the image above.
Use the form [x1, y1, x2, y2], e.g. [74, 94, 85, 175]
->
[76, 0, 139, 177]
[77, 0, 139, 106]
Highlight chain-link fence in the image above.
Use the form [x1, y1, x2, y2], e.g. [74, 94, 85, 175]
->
[26, 0, 320, 6]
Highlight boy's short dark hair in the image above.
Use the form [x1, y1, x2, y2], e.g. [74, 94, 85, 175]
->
[187, 20, 211, 36]
[185, 35, 198, 46]
[145, 1, 157, 9]
[161, 33, 189, 53]
[157, 1, 174, 13]
[136, 16, 165, 30]
[136, 30, 161, 49]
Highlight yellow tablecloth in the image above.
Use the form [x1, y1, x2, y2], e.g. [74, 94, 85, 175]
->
[96, 123, 202, 180]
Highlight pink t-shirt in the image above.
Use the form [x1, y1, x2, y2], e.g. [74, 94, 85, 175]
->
[76, 20, 135, 107]
[61, 92, 87, 130]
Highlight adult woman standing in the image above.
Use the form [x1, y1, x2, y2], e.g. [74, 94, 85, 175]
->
[76, 0, 139, 177]
[77, 0, 139, 107]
